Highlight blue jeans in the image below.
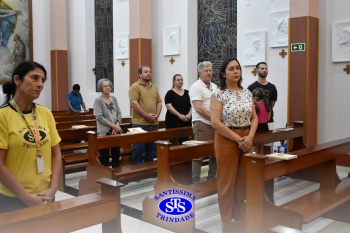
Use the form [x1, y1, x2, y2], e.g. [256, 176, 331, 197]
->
[132, 124, 159, 164]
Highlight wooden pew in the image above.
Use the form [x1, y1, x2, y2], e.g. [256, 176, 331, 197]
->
[58, 126, 96, 191]
[0, 178, 124, 233]
[142, 141, 216, 233]
[243, 137, 350, 233]
[54, 114, 96, 122]
[140, 122, 306, 233]
[52, 108, 94, 117]
[56, 119, 97, 129]
[79, 127, 194, 195]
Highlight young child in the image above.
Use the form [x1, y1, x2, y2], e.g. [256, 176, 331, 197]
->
[252, 88, 271, 133]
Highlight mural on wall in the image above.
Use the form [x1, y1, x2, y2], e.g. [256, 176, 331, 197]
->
[198, 0, 237, 83]
[94, 0, 114, 91]
[163, 26, 180, 56]
[243, 31, 266, 66]
[0, 0, 32, 84]
[332, 22, 350, 62]
[116, 34, 129, 60]
[269, 11, 289, 48]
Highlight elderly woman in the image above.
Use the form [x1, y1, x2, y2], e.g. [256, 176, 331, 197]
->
[0, 61, 62, 213]
[94, 78, 122, 167]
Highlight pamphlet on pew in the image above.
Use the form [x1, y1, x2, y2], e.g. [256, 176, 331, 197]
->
[182, 140, 207, 145]
[71, 125, 89, 129]
[265, 153, 298, 160]
[127, 127, 147, 133]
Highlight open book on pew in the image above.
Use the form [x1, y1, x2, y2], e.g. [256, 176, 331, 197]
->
[265, 153, 298, 160]
[127, 127, 147, 133]
[71, 125, 89, 129]
[182, 140, 207, 145]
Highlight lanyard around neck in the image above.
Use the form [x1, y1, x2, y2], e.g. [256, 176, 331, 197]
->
[10, 100, 42, 153]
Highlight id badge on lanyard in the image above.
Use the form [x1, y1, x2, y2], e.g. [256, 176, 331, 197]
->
[11, 100, 44, 173]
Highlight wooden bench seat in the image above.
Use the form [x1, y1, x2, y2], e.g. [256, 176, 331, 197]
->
[189, 178, 217, 199]
[79, 127, 194, 195]
[281, 177, 350, 223]
[243, 137, 350, 233]
[0, 178, 124, 233]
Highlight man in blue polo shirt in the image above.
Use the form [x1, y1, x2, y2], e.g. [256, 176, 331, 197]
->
[66, 84, 87, 113]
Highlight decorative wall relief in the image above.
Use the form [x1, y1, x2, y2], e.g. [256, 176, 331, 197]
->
[116, 34, 129, 60]
[198, 0, 237, 84]
[332, 22, 350, 62]
[269, 11, 289, 48]
[163, 26, 180, 56]
[0, 0, 32, 84]
[243, 31, 266, 66]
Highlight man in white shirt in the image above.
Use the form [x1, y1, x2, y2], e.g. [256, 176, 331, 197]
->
[189, 61, 217, 183]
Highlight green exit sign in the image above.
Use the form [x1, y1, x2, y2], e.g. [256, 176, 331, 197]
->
[291, 43, 306, 52]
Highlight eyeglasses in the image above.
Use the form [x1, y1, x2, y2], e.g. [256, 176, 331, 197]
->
[103, 85, 112, 88]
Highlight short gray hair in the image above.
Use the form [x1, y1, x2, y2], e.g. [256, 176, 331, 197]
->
[197, 61, 212, 72]
[97, 78, 113, 92]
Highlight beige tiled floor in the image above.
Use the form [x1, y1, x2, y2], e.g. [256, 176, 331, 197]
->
[56, 166, 350, 233]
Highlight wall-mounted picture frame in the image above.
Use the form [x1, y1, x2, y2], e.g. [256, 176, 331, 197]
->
[332, 22, 350, 62]
[163, 26, 180, 56]
[243, 31, 266, 66]
[269, 11, 289, 48]
[0, 0, 33, 84]
[115, 34, 129, 60]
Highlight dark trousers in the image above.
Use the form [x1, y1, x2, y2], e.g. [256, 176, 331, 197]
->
[99, 147, 120, 168]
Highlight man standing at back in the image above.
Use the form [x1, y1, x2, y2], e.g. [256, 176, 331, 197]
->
[128, 65, 162, 164]
[248, 62, 278, 124]
[248, 62, 278, 153]
[189, 61, 217, 183]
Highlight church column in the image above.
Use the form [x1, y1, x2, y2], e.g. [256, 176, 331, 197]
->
[50, 0, 68, 111]
[288, 0, 319, 147]
[129, 0, 152, 85]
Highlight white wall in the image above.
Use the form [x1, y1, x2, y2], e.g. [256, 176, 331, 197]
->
[151, 0, 198, 121]
[31, 0, 52, 108]
[318, 0, 350, 143]
[113, 0, 130, 116]
[238, 0, 350, 144]
[67, 0, 96, 109]
[237, 1, 290, 131]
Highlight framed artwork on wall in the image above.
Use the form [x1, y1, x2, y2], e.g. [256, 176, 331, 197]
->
[163, 26, 180, 56]
[116, 34, 129, 60]
[243, 31, 266, 66]
[0, 0, 32, 84]
[332, 22, 350, 62]
[269, 11, 289, 48]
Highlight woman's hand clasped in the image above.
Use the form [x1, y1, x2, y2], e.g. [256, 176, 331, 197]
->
[239, 136, 252, 151]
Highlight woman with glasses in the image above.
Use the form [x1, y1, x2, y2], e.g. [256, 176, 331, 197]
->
[93, 79, 122, 167]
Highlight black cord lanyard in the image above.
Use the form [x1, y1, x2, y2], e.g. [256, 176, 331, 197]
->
[10, 100, 42, 155]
